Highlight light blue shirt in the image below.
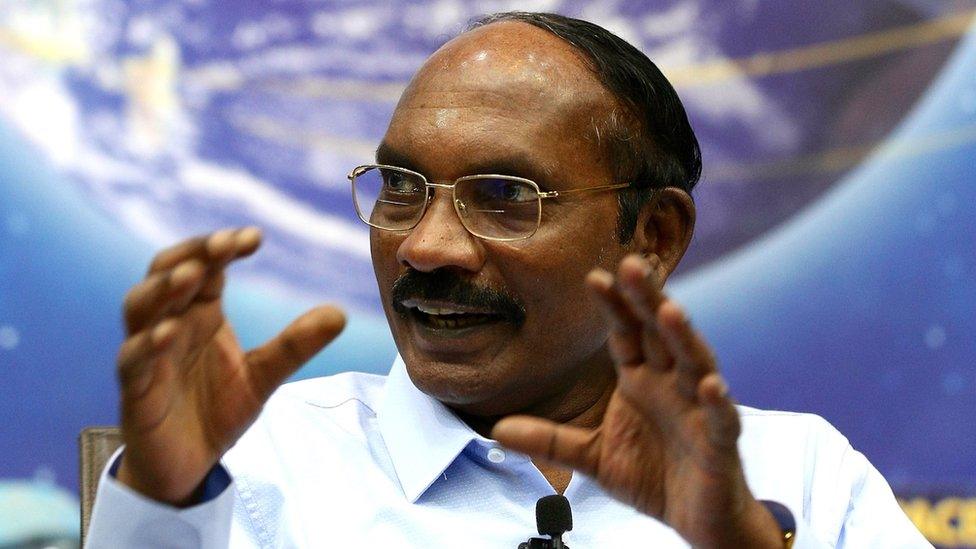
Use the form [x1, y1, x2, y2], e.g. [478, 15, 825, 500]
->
[86, 356, 931, 547]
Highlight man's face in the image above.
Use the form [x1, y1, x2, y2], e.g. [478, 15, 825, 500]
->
[371, 22, 637, 417]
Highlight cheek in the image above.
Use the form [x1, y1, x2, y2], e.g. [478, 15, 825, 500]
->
[504, 239, 618, 338]
[370, 232, 404, 294]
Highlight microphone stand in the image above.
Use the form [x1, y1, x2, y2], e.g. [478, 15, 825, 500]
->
[518, 535, 568, 549]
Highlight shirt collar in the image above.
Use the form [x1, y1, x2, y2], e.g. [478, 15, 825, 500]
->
[377, 355, 485, 502]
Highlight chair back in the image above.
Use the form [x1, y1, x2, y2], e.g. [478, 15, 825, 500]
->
[79, 426, 123, 543]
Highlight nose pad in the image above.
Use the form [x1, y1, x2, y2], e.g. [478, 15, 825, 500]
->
[413, 190, 468, 237]
[396, 188, 485, 273]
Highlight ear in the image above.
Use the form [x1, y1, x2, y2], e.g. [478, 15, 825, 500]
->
[631, 188, 695, 283]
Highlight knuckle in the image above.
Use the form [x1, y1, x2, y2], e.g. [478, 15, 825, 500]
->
[148, 236, 205, 273]
[122, 274, 167, 326]
[116, 361, 136, 384]
[122, 284, 144, 313]
[118, 330, 146, 358]
[116, 343, 141, 381]
[198, 272, 226, 300]
[279, 336, 304, 362]
[148, 253, 171, 273]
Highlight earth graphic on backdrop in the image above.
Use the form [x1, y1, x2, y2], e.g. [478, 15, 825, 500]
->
[0, 0, 966, 310]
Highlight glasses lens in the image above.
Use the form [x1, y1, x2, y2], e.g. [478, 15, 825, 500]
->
[456, 177, 541, 240]
[352, 166, 427, 230]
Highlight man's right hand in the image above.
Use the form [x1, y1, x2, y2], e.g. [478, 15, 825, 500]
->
[114, 228, 346, 506]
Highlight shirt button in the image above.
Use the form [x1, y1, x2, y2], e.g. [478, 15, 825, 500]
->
[487, 447, 506, 463]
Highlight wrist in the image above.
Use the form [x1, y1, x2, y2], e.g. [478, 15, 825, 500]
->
[116, 455, 206, 508]
[757, 500, 796, 549]
[691, 497, 786, 549]
[727, 498, 792, 549]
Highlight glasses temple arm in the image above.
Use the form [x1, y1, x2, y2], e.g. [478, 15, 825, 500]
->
[538, 182, 633, 199]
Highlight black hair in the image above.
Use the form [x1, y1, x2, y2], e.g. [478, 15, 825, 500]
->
[467, 12, 702, 243]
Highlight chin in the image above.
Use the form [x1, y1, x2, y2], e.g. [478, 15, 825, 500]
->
[401, 352, 522, 414]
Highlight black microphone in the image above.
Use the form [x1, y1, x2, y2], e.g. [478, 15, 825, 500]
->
[519, 495, 573, 549]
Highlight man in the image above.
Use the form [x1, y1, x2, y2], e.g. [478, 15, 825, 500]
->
[86, 12, 930, 548]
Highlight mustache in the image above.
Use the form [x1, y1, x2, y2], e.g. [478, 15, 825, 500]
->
[391, 268, 526, 325]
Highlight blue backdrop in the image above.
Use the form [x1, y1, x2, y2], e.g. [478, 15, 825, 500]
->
[1, 1, 974, 546]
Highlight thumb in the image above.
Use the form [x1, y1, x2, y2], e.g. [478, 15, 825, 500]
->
[492, 415, 599, 476]
[245, 305, 346, 399]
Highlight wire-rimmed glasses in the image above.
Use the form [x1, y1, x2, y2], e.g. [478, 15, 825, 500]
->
[349, 164, 631, 242]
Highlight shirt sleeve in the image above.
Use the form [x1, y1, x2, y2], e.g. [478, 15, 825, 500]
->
[833, 452, 933, 548]
[790, 416, 933, 549]
[85, 447, 237, 548]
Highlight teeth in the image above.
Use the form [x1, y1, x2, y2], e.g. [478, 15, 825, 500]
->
[415, 304, 468, 315]
[407, 303, 500, 329]
[426, 314, 490, 329]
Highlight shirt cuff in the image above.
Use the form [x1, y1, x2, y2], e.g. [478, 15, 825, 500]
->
[759, 500, 833, 549]
[107, 449, 232, 503]
[776, 504, 833, 549]
[85, 447, 235, 548]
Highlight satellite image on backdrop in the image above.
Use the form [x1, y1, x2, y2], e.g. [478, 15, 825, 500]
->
[2, 1, 975, 547]
[0, 0, 962, 307]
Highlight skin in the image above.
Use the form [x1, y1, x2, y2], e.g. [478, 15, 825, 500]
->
[375, 24, 632, 425]
[113, 20, 782, 549]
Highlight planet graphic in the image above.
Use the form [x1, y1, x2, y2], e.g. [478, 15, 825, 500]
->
[0, 0, 966, 307]
[1, 3, 975, 545]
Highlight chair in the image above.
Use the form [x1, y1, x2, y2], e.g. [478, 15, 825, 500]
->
[79, 426, 123, 544]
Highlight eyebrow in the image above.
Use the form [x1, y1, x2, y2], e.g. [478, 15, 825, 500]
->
[375, 142, 554, 187]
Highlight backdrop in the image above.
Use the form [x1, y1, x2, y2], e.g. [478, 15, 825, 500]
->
[1, 1, 974, 547]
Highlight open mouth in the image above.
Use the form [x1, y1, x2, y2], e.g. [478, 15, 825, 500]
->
[403, 302, 506, 330]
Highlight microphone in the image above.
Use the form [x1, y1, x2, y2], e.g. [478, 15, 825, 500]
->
[519, 495, 573, 549]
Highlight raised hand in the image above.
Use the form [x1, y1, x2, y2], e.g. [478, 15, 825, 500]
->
[492, 255, 782, 548]
[115, 228, 346, 506]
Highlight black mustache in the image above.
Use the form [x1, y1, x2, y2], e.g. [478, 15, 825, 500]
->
[391, 268, 526, 325]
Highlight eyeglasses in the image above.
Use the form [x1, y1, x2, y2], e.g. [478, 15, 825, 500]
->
[349, 164, 631, 242]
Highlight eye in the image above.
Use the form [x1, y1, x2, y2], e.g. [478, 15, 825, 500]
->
[482, 179, 536, 203]
[382, 170, 421, 194]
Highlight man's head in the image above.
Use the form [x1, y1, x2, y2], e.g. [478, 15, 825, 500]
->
[469, 12, 702, 243]
[369, 13, 700, 421]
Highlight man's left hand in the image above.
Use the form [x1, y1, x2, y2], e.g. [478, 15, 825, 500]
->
[492, 255, 783, 549]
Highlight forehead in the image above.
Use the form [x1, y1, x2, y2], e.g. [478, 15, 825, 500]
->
[382, 21, 616, 182]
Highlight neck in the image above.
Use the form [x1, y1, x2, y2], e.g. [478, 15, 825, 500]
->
[457, 374, 615, 438]
[454, 354, 617, 493]
[457, 355, 616, 437]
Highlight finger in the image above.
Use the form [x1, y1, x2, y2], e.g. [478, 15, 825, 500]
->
[194, 228, 261, 301]
[245, 305, 347, 399]
[615, 255, 671, 370]
[147, 232, 223, 275]
[195, 270, 227, 302]
[123, 260, 207, 334]
[657, 300, 716, 399]
[146, 227, 262, 275]
[117, 319, 179, 398]
[127, 228, 261, 334]
[492, 415, 599, 477]
[585, 269, 643, 366]
[698, 373, 740, 451]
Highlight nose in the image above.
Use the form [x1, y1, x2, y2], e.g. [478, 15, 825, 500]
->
[396, 188, 486, 273]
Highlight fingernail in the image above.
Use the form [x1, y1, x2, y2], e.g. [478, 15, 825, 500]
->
[620, 255, 646, 279]
[151, 320, 177, 348]
[716, 377, 729, 398]
[207, 229, 234, 255]
[237, 226, 261, 246]
[170, 261, 197, 287]
[587, 269, 614, 290]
